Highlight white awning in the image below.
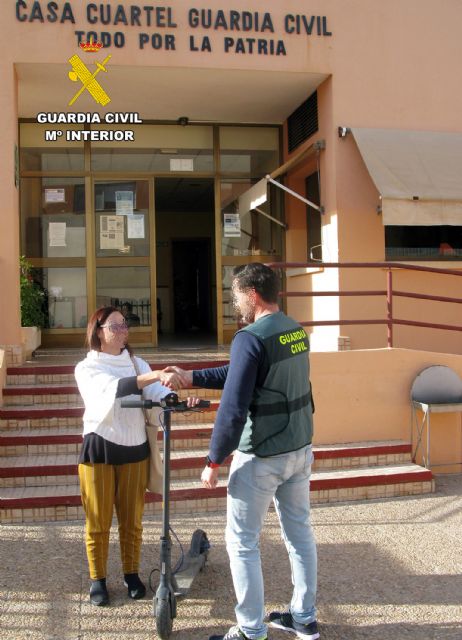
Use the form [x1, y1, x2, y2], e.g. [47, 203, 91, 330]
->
[238, 179, 268, 214]
[235, 140, 326, 230]
[351, 128, 462, 225]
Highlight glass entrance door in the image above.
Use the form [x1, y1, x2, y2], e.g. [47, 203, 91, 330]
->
[94, 179, 157, 344]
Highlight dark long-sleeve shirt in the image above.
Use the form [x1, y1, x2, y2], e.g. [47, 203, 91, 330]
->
[193, 331, 269, 464]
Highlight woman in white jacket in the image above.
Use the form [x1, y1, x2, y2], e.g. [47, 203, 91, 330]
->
[75, 306, 182, 607]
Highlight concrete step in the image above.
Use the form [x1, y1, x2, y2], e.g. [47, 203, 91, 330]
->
[0, 432, 412, 460]
[0, 441, 414, 487]
[6, 359, 229, 385]
[0, 422, 214, 455]
[0, 403, 219, 429]
[313, 440, 412, 470]
[0, 477, 229, 524]
[1, 384, 222, 405]
[0, 463, 434, 524]
[3, 385, 83, 406]
[309, 463, 434, 504]
[0, 448, 232, 487]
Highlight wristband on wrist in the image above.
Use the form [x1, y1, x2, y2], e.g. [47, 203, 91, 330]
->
[205, 455, 220, 469]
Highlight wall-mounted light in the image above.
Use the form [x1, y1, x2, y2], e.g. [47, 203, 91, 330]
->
[338, 126, 351, 138]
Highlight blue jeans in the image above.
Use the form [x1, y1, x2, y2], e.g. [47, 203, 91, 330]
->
[225, 445, 317, 640]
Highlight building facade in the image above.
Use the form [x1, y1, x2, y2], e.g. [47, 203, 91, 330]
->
[2, 0, 462, 361]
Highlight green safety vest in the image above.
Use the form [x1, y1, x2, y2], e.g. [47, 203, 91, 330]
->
[238, 311, 313, 457]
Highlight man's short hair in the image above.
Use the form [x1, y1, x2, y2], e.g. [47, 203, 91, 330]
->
[232, 263, 279, 303]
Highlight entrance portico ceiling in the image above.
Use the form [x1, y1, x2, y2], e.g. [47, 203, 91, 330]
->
[16, 63, 327, 124]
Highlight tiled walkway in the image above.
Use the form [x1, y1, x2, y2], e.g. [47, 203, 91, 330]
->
[0, 474, 461, 640]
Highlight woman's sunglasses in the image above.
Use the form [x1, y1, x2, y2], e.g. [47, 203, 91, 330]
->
[99, 321, 129, 333]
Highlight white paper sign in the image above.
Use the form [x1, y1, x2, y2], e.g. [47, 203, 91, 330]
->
[100, 215, 124, 249]
[127, 214, 145, 239]
[45, 188, 66, 203]
[49, 222, 67, 247]
[116, 191, 134, 215]
[224, 213, 241, 237]
[170, 158, 194, 172]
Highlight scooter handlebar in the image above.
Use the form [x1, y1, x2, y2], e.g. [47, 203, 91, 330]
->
[120, 399, 154, 409]
[121, 393, 210, 411]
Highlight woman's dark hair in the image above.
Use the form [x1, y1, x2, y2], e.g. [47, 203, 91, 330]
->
[232, 263, 279, 303]
[86, 306, 132, 354]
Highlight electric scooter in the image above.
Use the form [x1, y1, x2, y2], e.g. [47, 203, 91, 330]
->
[121, 392, 211, 640]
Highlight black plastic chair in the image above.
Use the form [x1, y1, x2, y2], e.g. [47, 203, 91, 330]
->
[411, 365, 462, 468]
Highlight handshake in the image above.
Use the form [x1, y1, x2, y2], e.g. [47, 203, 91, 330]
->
[158, 366, 194, 391]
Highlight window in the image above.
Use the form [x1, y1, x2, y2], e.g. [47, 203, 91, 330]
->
[219, 127, 279, 175]
[35, 267, 87, 329]
[20, 123, 84, 171]
[385, 226, 462, 260]
[96, 266, 151, 325]
[20, 178, 86, 259]
[91, 125, 213, 172]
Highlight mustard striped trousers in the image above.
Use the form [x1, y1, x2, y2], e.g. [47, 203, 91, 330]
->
[78, 460, 148, 580]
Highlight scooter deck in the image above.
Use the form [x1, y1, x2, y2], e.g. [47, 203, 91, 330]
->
[173, 553, 207, 596]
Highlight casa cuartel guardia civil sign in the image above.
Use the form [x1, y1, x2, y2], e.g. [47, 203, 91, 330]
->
[15, 2, 333, 56]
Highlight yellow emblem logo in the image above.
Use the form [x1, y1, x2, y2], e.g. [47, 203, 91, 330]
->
[68, 46, 112, 107]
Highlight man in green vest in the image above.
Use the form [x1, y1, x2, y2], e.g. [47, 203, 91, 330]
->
[168, 263, 319, 640]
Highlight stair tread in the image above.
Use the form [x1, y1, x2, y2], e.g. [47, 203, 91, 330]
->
[0, 453, 79, 467]
[313, 462, 429, 480]
[0, 404, 85, 414]
[3, 384, 80, 393]
[0, 448, 215, 467]
[0, 403, 218, 414]
[0, 463, 430, 498]
[0, 476, 228, 500]
[0, 422, 213, 441]
[0, 427, 82, 438]
[3, 385, 221, 399]
[0, 440, 411, 462]
[7, 358, 229, 377]
[315, 439, 408, 451]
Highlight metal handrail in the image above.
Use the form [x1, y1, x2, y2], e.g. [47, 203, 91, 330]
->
[267, 261, 462, 348]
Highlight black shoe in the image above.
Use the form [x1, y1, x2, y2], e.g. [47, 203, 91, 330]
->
[209, 626, 266, 640]
[123, 573, 146, 599]
[89, 578, 109, 606]
[268, 611, 319, 639]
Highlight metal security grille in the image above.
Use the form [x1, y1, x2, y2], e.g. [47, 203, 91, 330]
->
[287, 92, 318, 153]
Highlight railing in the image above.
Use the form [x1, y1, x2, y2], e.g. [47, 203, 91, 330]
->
[268, 262, 462, 348]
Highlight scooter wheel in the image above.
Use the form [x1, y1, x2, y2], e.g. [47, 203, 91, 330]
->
[190, 529, 210, 558]
[156, 598, 173, 640]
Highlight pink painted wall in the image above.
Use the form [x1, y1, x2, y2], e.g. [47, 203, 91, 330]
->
[311, 348, 462, 473]
[0, 61, 20, 347]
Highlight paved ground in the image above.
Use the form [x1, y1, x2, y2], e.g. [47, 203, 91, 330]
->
[1, 474, 461, 640]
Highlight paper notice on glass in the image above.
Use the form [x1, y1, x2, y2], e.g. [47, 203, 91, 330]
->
[127, 214, 145, 239]
[45, 188, 66, 203]
[224, 213, 241, 237]
[116, 191, 134, 215]
[49, 222, 67, 246]
[170, 158, 194, 172]
[100, 215, 125, 249]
